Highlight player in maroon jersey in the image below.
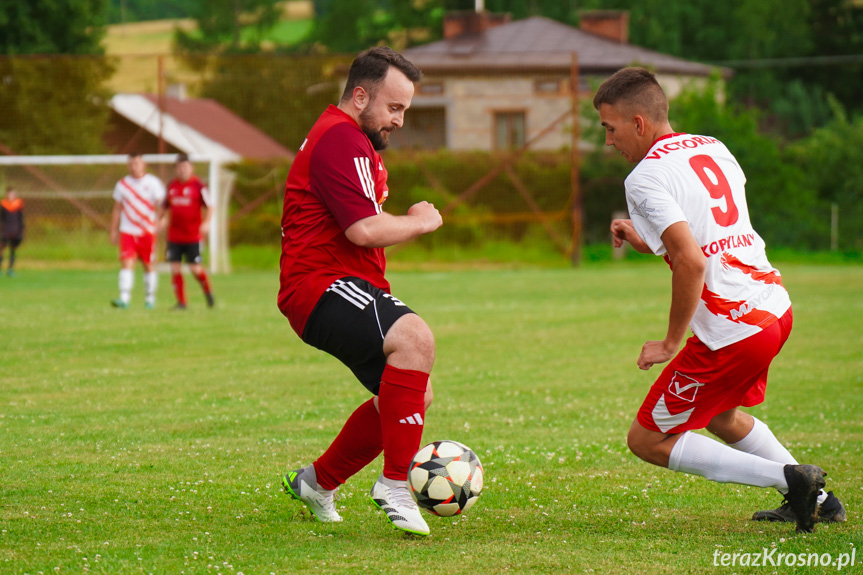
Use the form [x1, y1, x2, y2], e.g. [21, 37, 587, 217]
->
[163, 153, 214, 309]
[279, 47, 442, 536]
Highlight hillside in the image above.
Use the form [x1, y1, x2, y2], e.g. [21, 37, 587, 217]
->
[103, 1, 314, 93]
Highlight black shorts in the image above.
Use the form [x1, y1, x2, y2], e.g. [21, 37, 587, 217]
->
[0, 236, 22, 249]
[302, 277, 416, 394]
[166, 241, 202, 264]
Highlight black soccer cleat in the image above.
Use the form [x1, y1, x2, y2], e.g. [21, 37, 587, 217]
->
[818, 491, 848, 523]
[205, 292, 215, 308]
[781, 464, 827, 533]
[753, 490, 846, 524]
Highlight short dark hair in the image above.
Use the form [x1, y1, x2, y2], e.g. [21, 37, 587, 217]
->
[128, 153, 143, 160]
[340, 46, 422, 102]
[176, 152, 190, 164]
[593, 67, 669, 123]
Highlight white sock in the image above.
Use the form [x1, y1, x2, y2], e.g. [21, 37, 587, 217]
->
[144, 271, 158, 304]
[379, 475, 406, 488]
[669, 431, 788, 490]
[728, 418, 830, 500]
[119, 269, 133, 304]
[728, 416, 798, 464]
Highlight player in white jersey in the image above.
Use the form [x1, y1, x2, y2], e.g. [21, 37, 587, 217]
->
[593, 67, 845, 532]
[110, 153, 166, 309]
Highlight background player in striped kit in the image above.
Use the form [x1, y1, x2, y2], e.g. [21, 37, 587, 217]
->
[278, 47, 442, 536]
[594, 67, 845, 533]
[110, 153, 166, 309]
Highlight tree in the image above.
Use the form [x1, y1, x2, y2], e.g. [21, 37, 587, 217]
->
[174, 0, 281, 53]
[308, 0, 443, 52]
[787, 104, 863, 251]
[669, 77, 827, 249]
[574, 0, 863, 137]
[189, 52, 350, 148]
[0, 0, 112, 154]
[106, 0, 198, 24]
[0, 0, 108, 55]
[0, 57, 113, 154]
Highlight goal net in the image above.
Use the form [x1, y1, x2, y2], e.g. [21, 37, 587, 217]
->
[0, 154, 234, 272]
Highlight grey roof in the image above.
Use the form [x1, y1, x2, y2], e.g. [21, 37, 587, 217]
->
[403, 16, 724, 77]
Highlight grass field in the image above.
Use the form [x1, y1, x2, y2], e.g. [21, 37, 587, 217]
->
[1, 263, 861, 574]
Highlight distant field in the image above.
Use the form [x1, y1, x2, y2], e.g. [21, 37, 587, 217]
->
[1, 265, 860, 573]
[103, 0, 314, 93]
[103, 19, 197, 56]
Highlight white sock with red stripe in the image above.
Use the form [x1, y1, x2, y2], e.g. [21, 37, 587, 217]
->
[119, 269, 133, 304]
[669, 431, 788, 490]
[144, 271, 158, 305]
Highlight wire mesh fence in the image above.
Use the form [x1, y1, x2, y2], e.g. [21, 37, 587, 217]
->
[0, 53, 859, 269]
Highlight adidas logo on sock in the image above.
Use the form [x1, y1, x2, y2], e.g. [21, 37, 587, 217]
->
[398, 413, 424, 425]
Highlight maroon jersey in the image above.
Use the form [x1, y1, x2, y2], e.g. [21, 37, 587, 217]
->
[278, 105, 390, 336]
[165, 176, 210, 243]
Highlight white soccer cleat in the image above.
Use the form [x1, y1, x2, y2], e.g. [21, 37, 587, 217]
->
[282, 465, 343, 522]
[369, 475, 430, 536]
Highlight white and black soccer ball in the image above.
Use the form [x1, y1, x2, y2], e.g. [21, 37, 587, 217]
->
[408, 440, 484, 517]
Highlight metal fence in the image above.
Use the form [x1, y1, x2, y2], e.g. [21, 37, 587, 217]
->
[0, 53, 858, 269]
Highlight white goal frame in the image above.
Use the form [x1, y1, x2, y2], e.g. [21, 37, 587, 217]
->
[0, 154, 233, 273]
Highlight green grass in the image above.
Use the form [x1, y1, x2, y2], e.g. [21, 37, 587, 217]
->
[249, 19, 314, 46]
[1, 264, 861, 574]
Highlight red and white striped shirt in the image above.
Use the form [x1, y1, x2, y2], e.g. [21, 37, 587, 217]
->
[625, 133, 791, 350]
[113, 174, 166, 237]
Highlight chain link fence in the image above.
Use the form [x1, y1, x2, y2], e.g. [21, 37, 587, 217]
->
[1, 53, 859, 269]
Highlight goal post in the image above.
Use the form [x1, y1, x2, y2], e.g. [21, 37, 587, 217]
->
[0, 153, 233, 273]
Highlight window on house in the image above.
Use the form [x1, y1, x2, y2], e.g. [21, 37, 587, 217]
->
[390, 107, 446, 150]
[494, 111, 526, 150]
[534, 78, 562, 95]
[418, 81, 444, 95]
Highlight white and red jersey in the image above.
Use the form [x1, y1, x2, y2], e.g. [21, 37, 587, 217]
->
[626, 133, 791, 351]
[278, 105, 390, 337]
[165, 176, 210, 243]
[113, 174, 166, 237]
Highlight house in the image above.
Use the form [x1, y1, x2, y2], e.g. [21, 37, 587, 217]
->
[397, 11, 726, 151]
[105, 89, 293, 162]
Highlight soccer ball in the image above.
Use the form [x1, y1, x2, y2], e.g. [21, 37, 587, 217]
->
[408, 440, 484, 517]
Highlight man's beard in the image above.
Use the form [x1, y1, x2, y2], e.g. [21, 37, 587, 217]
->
[359, 107, 391, 151]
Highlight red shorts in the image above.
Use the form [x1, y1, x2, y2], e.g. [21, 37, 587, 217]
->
[119, 232, 155, 263]
[637, 308, 793, 434]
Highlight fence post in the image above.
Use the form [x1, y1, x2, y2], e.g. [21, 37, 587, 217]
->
[569, 52, 582, 266]
[831, 202, 839, 251]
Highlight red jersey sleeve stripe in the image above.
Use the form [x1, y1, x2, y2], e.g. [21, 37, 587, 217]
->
[353, 157, 373, 203]
[353, 156, 381, 214]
